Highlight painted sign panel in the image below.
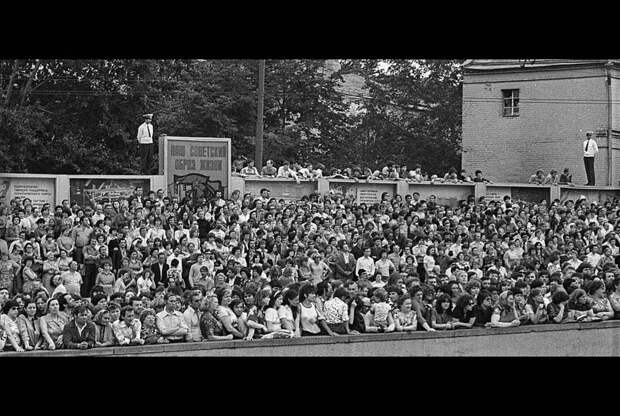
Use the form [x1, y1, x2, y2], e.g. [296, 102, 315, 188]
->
[70, 178, 150, 208]
[329, 181, 357, 200]
[162, 137, 231, 200]
[357, 183, 395, 205]
[0, 177, 56, 207]
[485, 186, 512, 203]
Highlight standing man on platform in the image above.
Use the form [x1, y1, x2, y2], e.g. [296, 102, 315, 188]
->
[137, 113, 154, 174]
[583, 131, 598, 186]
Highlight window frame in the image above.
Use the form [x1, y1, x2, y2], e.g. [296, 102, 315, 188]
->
[502, 89, 520, 117]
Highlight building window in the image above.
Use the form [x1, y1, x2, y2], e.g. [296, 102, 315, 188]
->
[502, 89, 519, 117]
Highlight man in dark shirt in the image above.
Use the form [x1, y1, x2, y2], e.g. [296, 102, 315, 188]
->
[151, 253, 170, 287]
[472, 170, 492, 183]
[559, 168, 573, 185]
[62, 305, 96, 349]
[196, 210, 212, 241]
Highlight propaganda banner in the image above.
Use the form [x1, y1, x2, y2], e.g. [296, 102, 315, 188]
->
[160, 136, 231, 200]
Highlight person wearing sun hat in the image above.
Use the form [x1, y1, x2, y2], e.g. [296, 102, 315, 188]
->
[137, 113, 154, 174]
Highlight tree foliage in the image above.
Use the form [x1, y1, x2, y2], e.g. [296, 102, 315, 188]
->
[0, 59, 463, 175]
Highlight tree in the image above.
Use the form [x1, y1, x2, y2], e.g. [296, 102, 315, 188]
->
[0, 59, 464, 176]
[338, 59, 463, 174]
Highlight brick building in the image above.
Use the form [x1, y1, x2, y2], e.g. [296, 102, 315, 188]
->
[462, 59, 620, 186]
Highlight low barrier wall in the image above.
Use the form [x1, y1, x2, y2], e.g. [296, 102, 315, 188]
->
[7, 320, 620, 357]
[232, 177, 620, 206]
[1, 173, 619, 208]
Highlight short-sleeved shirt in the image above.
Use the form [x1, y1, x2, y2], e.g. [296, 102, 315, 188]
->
[323, 297, 349, 324]
[371, 302, 391, 326]
[591, 296, 611, 314]
[200, 312, 226, 338]
[61, 271, 82, 295]
[265, 308, 282, 331]
[277, 305, 294, 325]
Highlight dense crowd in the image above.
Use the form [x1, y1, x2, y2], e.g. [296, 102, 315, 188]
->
[1, 183, 620, 353]
[232, 156, 493, 183]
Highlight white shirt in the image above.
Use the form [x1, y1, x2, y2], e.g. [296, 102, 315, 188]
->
[137, 122, 153, 145]
[277, 166, 298, 179]
[356, 256, 376, 277]
[583, 138, 598, 157]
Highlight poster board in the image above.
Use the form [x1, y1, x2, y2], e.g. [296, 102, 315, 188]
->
[70, 178, 151, 208]
[0, 177, 56, 207]
[160, 137, 231, 200]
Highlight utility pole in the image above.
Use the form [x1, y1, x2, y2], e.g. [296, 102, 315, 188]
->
[255, 59, 265, 170]
[605, 61, 614, 186]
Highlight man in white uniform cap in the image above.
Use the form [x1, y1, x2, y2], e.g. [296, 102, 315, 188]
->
[137, 113, 154, 174]
[582, 131, 598, 186]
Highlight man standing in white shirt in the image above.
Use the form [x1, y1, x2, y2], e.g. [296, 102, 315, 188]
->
[355, 247, 376, 278]
[137, 113, 154, 174]
[583, 131, 598, 186]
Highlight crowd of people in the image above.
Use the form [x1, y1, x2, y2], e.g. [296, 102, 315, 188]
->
[232, 156, 492, 184]
[1, 182, 619, 353]
[528, 168, 574, 185]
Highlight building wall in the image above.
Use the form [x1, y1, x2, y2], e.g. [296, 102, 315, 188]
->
[463, 65, 612, 185]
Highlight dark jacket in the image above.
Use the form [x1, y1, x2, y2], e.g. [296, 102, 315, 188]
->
[151, 262, 170, 287]
[62, 320, 96, 349]
[333, 252, 356, 280]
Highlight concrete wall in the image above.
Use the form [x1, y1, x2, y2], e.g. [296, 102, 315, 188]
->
[559, 185, 620, 203]
[231, 177, 620, 205]
[242, 177, 318, 201]
[409, 182, 475, 207]
[2, 174, 619, 208]
[8, 321, 620, 357]
[463, 65, 611, 185]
